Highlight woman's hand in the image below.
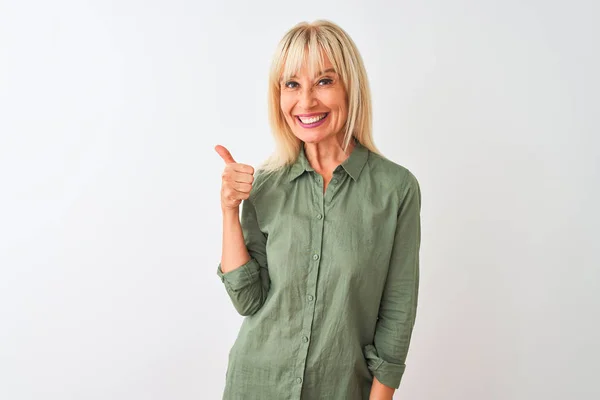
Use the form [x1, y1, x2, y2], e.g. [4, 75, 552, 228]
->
[369, 376, 395, 400]
[215, 145, 255, 212]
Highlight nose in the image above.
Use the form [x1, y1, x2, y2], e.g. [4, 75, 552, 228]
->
[298, 86, 318, 109]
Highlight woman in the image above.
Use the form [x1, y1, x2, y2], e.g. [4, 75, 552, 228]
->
[215, 20, 421, 400]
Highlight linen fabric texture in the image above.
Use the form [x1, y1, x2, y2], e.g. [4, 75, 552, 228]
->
[217, 139, 421, 400]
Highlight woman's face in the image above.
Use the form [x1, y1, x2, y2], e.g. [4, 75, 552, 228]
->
[280, 51, 348, 144]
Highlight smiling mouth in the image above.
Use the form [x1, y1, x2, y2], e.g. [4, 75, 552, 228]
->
[296, 113, 329, 127]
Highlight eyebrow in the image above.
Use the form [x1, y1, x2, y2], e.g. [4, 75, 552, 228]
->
[281, 68, 337, 82]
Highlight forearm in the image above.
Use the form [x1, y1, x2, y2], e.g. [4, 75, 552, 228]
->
[220, 207, 251, 273]
[369, 376, 395, 400]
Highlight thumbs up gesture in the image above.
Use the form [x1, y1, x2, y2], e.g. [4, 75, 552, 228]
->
[215, 145, 255, 212]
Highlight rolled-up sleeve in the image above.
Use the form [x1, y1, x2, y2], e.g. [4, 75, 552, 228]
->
[217, 194, 270, 316]
[364, 170, 421, 389]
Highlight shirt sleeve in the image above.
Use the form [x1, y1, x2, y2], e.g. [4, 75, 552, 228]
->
[363, 169, 421, 389]
[216, 195, 270, 316]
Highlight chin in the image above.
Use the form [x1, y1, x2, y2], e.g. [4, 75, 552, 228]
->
[293, 131, 330, 144]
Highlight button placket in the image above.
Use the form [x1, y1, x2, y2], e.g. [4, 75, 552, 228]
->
[292, 170, 325, 396]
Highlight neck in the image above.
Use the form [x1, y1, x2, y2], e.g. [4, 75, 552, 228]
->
[303, 135, 355, 177]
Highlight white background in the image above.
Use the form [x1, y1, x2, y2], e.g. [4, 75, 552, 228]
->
[1, 1, 598, 399]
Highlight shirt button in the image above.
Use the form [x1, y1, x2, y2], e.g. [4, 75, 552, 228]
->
[331, 178, 338, 184]
[307, 294, 314, 301]
[296, 377, 303, 384]
[313, 254, 319, 261]
[316, 213, 322, 220]
[302, 336, 309, 343]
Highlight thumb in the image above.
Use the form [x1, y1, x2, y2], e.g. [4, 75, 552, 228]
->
[214, 145, 236, 164]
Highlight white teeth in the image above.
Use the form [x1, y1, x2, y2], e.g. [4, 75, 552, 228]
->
[298, 113, 327, 124]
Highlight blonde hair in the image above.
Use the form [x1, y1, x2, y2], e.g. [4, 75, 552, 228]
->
[259, 20, 382, 173]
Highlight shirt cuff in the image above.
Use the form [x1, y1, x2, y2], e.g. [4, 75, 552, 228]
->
[216, 258, 261, 291]
[363, 344, 407, 389]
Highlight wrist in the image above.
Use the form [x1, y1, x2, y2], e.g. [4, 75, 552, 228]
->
[221, 206, 240, 217]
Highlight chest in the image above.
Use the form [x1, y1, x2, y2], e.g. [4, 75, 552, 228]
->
[255, 172, 400, 283]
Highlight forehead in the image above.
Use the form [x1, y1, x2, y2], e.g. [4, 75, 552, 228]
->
[280, 46, 336, 80]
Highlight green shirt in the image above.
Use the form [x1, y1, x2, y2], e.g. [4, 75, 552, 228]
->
[217, 139, 421, 400]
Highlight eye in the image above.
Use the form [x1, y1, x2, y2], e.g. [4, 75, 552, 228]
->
[284, 81, 299, 89]
[318, 78, 333, 86]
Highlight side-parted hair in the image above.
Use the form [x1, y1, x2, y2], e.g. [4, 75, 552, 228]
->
[259, 20, 382, 173]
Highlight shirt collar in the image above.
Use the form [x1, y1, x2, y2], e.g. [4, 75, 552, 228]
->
[287, 138, 369, 183]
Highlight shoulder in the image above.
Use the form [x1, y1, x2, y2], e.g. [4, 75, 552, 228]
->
[248, 166, 289, 203]
[365, 151, 420, 197]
